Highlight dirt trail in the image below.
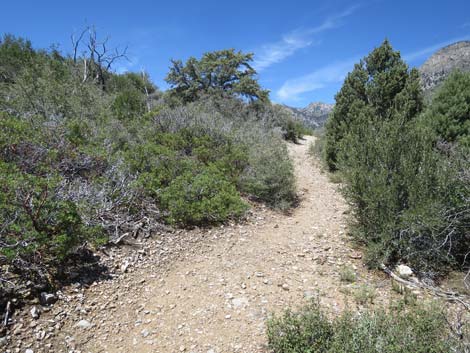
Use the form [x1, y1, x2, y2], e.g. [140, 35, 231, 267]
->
[30, 136, 392, 353]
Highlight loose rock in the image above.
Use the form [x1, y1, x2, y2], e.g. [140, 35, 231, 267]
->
[30, 306, 40, 320]
[76, 320, 92, 329]
[40, 292, 57, 305]
[396, 264, 413, 279]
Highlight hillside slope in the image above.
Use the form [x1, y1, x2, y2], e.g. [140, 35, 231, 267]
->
[420, 41, 470, 92]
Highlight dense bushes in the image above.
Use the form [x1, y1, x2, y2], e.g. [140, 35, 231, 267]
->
[324, 40, 423, 172]
[339, 116, 469, 274]
[0, 34, 300, 306]
[160, 166, 247, 225]
[323, 40, 470, 277]
[421, 70, 470, 147]
[0, 113, 106, 295]
[267, 301, 463, 353]
[140, 103, 298, 211]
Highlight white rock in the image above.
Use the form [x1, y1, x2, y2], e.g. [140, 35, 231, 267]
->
[232, 297, 249, 309]
[121, 261, 130, 273]
[76, 319, 92, 329]
[303, 291, 315, 299]
[396, 264, 413, 279]
[30, 306, 40, 319]
[36, 330, 46, 341]
[25, 349, 34, 353]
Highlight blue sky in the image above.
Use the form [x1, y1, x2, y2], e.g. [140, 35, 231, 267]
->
[1, 0, 470, 107]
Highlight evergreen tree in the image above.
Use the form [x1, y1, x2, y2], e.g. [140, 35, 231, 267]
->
[324, 40, 423, 170]
[165, 49, 269, 103]
[325, 40, 469, 274]
[422, 70, 470, 147]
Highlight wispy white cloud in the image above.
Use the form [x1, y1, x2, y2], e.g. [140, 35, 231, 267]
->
[462, 22, 470, 29]
[276, 59, 357, 102]
[404, 35, 470, 62]
[253, 33, 314, 72]
[253, 5, 360, 71]
[277, 34, 470, 103]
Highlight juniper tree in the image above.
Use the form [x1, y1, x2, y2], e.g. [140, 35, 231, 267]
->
[324, 40, 423, 171]
[324, 40, 470, 275]
[422, 70, 470, 147]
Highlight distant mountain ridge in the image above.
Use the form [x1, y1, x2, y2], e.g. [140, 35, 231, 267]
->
[419, 41, 470, 92]
[283, 102, 334, 129]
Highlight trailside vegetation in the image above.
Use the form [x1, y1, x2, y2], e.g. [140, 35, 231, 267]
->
[267, 300, 466, 353]
[323, 40, 470, 277]
[0, 32, 304, 308]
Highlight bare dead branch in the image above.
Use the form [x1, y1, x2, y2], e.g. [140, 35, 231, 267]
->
[381, 264, 470, 311]
[71, 27, 88, 63]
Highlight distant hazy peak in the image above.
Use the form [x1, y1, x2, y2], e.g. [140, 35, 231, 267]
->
[282, 102, 334, 129]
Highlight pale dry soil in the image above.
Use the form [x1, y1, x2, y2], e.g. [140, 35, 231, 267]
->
[11, 136, 398, 353]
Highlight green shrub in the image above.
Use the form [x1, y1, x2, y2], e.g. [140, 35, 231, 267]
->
[352, 284, 376, 305]
[422, 70, 470, 147]
[111, 89, 146, 120]
[324, 40, 422, 171]
[159, 165, 248, 225]
[339, 110, 469, 275]
[0, 162, 105, 269]
[267, 301, 334, 353]
[0, 34, 35, 83]
[308, 129, 329, 170]
[240, 132, 297, 210]
[151, 102, 297, 210]
[267, 301, 458, 353]
[0, 112, 107, 274]
[339, 265, 357, 283]
[324, 40, 470, 276]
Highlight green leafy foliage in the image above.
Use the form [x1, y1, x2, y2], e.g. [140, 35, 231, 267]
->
[160, 166, 248, 225]
[111, 89, 146, 120]
[422, 70, 470, 147]
[324, 40, 470, 276]
[324, 40, 423, 171]
[240, 131, 296, 210]
[0, 34, 298, 306]
[0, 34, 35, 83]
[267, 301, 458, 353]
[165, 49, 269, 103]
[0, 164, 103, 263]
[0, 113, 106, 291]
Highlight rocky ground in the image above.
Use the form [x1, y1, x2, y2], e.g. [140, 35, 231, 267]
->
[3, 136, 463, 353]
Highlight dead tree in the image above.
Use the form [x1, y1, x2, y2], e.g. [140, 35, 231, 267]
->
[70, 26, 128, 89]
[142, 70, 151, 112]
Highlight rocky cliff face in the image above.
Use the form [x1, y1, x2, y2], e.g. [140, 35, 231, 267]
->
[419, 41, 470, 92]
[284, 102, 334, 129]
